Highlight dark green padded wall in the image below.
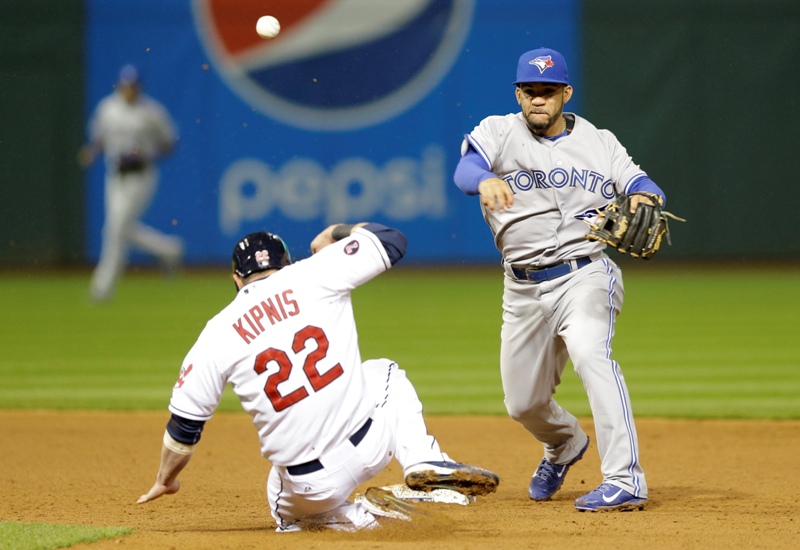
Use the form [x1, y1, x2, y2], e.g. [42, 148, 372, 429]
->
[583, 0, 800, 259]
[0, 0, 85, 265]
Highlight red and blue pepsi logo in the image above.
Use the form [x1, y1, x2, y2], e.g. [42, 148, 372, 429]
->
[192, 0, 474, 131]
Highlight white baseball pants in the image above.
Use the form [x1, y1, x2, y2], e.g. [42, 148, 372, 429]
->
[268, 359, 451, 532]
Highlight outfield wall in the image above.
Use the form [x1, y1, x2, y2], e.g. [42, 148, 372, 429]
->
[0, 0, 85, 265]
[583, 0, 800, 260]
[1, 0, 797, 266]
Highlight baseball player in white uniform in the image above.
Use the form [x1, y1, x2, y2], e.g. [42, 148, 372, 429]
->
[79, 65, 184, 302]
[137, 222, 499, 532]
[453, 48, 663, 512]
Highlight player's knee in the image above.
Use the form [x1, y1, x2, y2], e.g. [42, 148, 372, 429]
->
[568, 343, 609, 376]
[571, 353, 615, 382]
[362, 358, 403, 383]
[362, 358, 421, 406]
[504, 395, 551, 423]
[362, 358, 397, 370]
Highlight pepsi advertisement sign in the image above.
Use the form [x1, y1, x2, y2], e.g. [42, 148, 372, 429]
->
[84, 0, 580, 264]
[194, 0, 474, 131]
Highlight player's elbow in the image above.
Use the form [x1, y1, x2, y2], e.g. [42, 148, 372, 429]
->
[364, 224, 407, 265]
[383, 231, 407, 266]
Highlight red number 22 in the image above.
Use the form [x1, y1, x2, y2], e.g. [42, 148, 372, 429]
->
[253, 325, 344, 412]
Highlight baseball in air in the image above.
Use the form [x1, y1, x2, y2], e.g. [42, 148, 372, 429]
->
[256, 15, 281, 39]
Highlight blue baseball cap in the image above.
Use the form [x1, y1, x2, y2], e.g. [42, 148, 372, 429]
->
[513, 48, 569, 85]
[118, 64, 140, 85]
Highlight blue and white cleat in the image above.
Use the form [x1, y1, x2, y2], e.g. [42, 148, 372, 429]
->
[574, 482, 647, 512]
[528, 437, 590, 501]
[528, 437, 590, 502]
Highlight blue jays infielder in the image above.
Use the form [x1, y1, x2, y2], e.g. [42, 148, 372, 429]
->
[454, 47, 664, 512]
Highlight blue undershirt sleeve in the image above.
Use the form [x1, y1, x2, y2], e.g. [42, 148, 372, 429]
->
[626, 175, 667, 207]
[454, 148, 497, 196]
[166, 413, 206, 445]
[361, 223, 407, 266]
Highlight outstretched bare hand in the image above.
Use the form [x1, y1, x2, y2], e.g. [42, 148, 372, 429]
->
[137, 478, 181, 504]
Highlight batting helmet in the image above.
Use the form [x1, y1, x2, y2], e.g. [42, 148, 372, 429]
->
[231, 231, 292, 278]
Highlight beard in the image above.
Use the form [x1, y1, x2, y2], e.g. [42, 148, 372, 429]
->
[524, 106, 564, 135]
[525, 116, 551, 132]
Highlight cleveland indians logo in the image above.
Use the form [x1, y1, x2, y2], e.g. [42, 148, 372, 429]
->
[175, 364, 193, 389]
[344, 240, 360, 255]
[529, 55, 555, 74]
[254, 249, 270, 267]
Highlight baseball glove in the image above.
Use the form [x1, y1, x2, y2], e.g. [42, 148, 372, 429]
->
[117, 152, 146, 174]
[584, 193, 685, 259]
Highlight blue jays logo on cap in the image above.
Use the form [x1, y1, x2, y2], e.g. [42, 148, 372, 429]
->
[530, 56, 555, 74]
[192, 0, 475, 131]
[513, 47, 569, 86]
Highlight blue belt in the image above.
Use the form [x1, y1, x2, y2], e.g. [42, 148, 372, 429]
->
[511, 257, 592, 283]
[286, 418, 372, 476]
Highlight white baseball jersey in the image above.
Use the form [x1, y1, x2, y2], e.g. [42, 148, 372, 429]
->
[169, 228, 390, 466]
[88, 91, 176, 171]
[463, 112, 647, 266]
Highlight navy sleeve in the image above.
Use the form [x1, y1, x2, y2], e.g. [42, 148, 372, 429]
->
[627, 175, 666, 207]
[361, 223, 407, 266]
[166, 413, 206, 445]
[454, 147, 497, 196]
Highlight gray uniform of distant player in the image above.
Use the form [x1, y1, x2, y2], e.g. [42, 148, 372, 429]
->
[455, 50, 664, 503]
[83, 65, 184, 301]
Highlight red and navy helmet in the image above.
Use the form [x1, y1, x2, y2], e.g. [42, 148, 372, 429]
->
[231, 231, 292, 277]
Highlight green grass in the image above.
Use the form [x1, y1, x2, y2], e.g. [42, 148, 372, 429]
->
[355, 264, 800, 418]
[0, 270, 231, 410]
[613, 266, 800, 418]
[0, 522, 132, 550]
[1, 264, 799, 418]
[1, 264, 798, 549]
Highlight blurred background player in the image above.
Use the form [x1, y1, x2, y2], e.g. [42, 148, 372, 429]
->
[137, 222, 499, 532]
[78, 64, 184, 302]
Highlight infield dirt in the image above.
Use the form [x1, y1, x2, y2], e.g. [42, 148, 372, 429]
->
[1, 411, 797, 549]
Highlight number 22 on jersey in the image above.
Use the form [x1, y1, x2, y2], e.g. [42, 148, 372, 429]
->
[253, 325, 344, 412]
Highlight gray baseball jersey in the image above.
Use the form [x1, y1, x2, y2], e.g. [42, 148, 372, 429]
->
[87, 90, 183, 301]
[463, 111, 647, 267]
[89, 91, 176, 171]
